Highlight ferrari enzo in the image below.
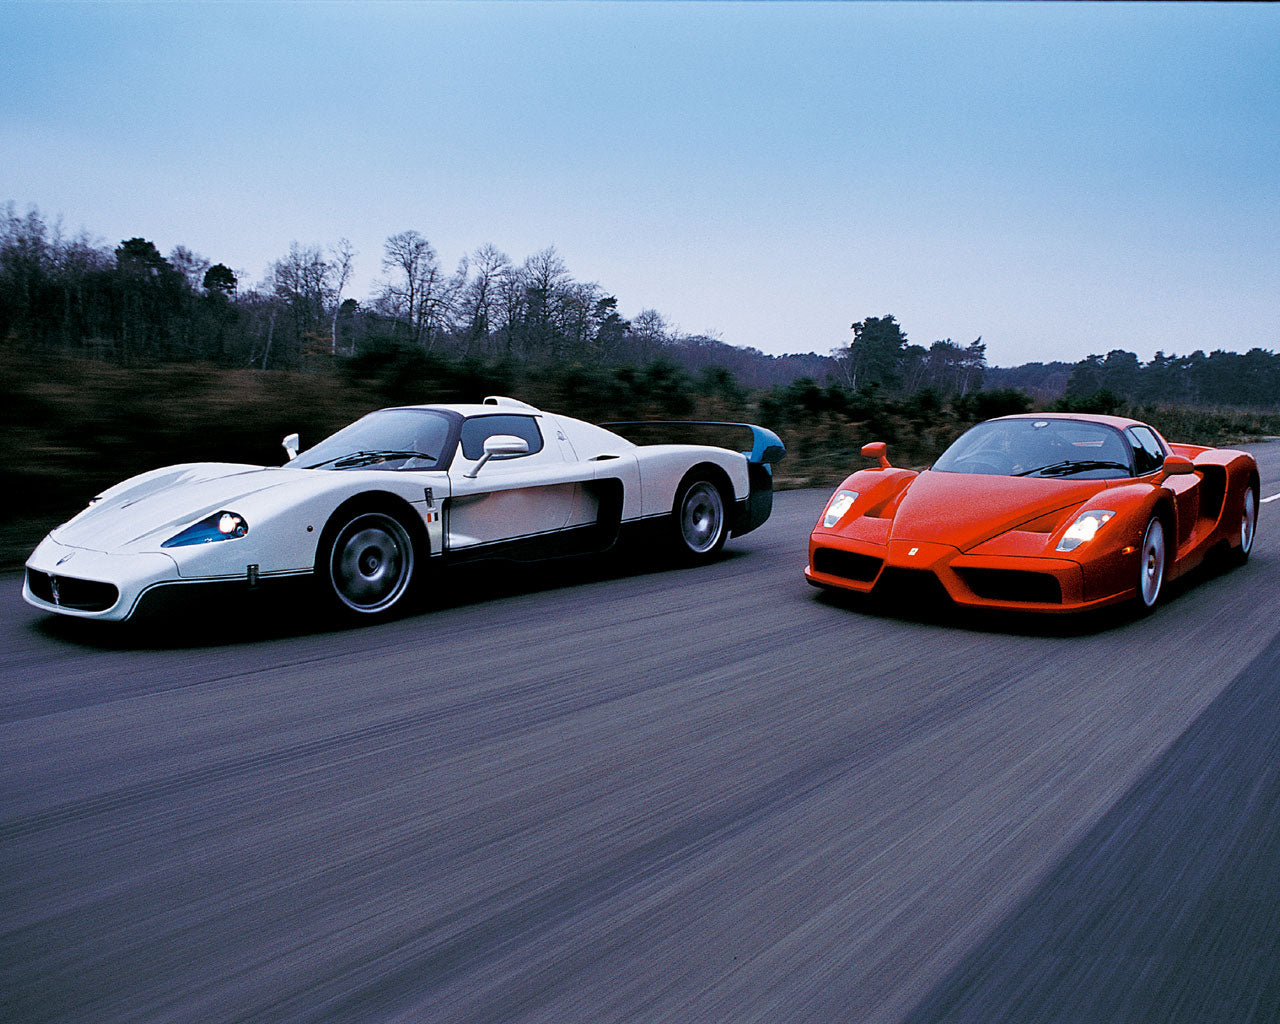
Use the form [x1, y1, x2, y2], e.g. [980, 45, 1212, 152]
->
[24, 397, 784, 622]
[805, 413, 1258, 614]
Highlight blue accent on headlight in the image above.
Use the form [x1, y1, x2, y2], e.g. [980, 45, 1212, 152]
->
[162, 511, 249, 548]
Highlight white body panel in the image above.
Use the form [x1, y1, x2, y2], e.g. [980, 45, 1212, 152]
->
[446, 414, 582, 550]
[632, 444, 748, 518]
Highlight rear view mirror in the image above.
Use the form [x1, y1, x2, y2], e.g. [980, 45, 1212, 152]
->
[282, 432, 300, 462]
[1161, 455, 1196, 477]
[861, 441, 891, 469]
[483, 435, 531, 458]
[465, 434, 530, 478]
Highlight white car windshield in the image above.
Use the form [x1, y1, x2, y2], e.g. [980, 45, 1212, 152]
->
[933, 418, 1134, 479]
[295, 409, 454, 471]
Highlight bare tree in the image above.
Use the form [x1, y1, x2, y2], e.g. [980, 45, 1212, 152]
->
[494, 262, 529, 357]
[267, 243, 333, 367]
[168, 246, 210, 292]
[329, 237, 355, 354]
[629, 308, 671, 363]
[557, 280, 605, 357]
[456, 244, 510, 354]
[521, 246, 571, 359]
[418, 256, 466, 351]
[378, 230, 437, 346]
[48, 224, 112, 351]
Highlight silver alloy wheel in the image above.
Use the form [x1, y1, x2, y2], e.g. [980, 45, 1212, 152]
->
[1139, 517, 1165, 609]
[328, 512, 415, 614]
[679, 481, 725, 556]
[1240, 488, 1257, 556]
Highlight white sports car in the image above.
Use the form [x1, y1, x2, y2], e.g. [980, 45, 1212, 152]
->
[23, 397, 785, 622]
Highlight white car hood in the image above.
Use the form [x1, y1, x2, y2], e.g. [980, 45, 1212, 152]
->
[51, 462, 303, 553]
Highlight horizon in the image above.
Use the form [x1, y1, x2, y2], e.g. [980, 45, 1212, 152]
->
[3, 2, 1276, 368]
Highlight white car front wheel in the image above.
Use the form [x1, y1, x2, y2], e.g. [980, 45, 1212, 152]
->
[323, 510, 416, 616]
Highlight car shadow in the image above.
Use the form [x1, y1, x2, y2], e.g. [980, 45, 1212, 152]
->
[30, 547, 752, 651]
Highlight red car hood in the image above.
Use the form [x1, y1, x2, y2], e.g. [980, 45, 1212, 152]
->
[891, 471, 1108, 551]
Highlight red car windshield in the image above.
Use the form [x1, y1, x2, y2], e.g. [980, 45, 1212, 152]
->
[934, 419, 1133, 479]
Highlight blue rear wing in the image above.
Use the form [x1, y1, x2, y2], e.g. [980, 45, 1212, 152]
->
[600, 421, 786, 471]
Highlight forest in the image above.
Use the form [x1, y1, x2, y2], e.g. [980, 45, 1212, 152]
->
[4, 202, 1278, 406]
[2, 202, 1277, 567]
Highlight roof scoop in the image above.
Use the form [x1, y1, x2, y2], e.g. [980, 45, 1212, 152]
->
[482, 396, 539, 410]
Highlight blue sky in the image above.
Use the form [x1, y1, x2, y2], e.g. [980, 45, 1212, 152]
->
[3, 1, 1276, 366]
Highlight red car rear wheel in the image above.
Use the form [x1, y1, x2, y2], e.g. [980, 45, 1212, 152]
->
[1137, 516, 1166, 612]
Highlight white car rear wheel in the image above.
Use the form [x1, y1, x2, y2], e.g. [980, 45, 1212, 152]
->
[673, 478, 727, 562]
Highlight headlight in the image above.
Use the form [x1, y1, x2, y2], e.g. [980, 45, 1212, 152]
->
[1055, 509, 1114, 552]
[162, 511, 249, 548]
[822, 490, 859, 528]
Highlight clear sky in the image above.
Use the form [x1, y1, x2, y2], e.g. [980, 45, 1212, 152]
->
[2, 1, 1276, 367]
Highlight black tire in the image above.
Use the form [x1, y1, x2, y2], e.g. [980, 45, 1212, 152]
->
[1136, 515, 1166, 614]
[319, 509, 417, 617]
[671, 476, 728, 563]
[1228, 486, 1258, 567]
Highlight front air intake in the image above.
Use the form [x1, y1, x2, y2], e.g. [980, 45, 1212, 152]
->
[812, 547, 883, 583]
[957, 568, 1062, 604]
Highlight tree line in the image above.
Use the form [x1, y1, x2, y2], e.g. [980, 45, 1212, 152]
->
[983, 350, 1280, 410]
[0, 203, 822, 386]
[832, 314, 1280, 410]
[5, 202, 1276, 412]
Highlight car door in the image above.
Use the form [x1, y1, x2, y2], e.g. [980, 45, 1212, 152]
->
[1130, 425, 1200, 549]
[445, 413, 589, 558]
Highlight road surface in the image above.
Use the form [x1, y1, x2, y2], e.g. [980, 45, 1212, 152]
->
[3, 443, 1279, 1023]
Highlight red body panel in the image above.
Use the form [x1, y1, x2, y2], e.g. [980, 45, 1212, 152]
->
[805, 414, 1259, 614]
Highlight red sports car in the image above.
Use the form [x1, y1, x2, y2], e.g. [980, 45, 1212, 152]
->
[805, 413, 1259, 614]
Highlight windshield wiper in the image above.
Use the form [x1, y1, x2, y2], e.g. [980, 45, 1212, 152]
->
[1014, 459, 1130, 477]
[330, 449, 436, 469]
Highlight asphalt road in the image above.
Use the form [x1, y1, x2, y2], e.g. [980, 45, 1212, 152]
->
[3, 442, 1279, 1024]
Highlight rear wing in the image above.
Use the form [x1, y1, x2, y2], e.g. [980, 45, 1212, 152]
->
[600, 421, 786, 470]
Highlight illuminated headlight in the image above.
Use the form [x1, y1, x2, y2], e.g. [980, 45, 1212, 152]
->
[1055, 510, 1114, 552]
[162, 511, 250, 548]
[822, 490, 859, 528]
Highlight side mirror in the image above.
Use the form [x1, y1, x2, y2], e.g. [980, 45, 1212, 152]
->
[861, 441, 891, 470]
[1161, 455, 1196, 477]
[464, 434, 530, 478]
[282, 432, 300, 462]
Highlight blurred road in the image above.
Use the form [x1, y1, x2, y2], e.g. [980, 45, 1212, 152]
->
[3, 443, 1279, 1023]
